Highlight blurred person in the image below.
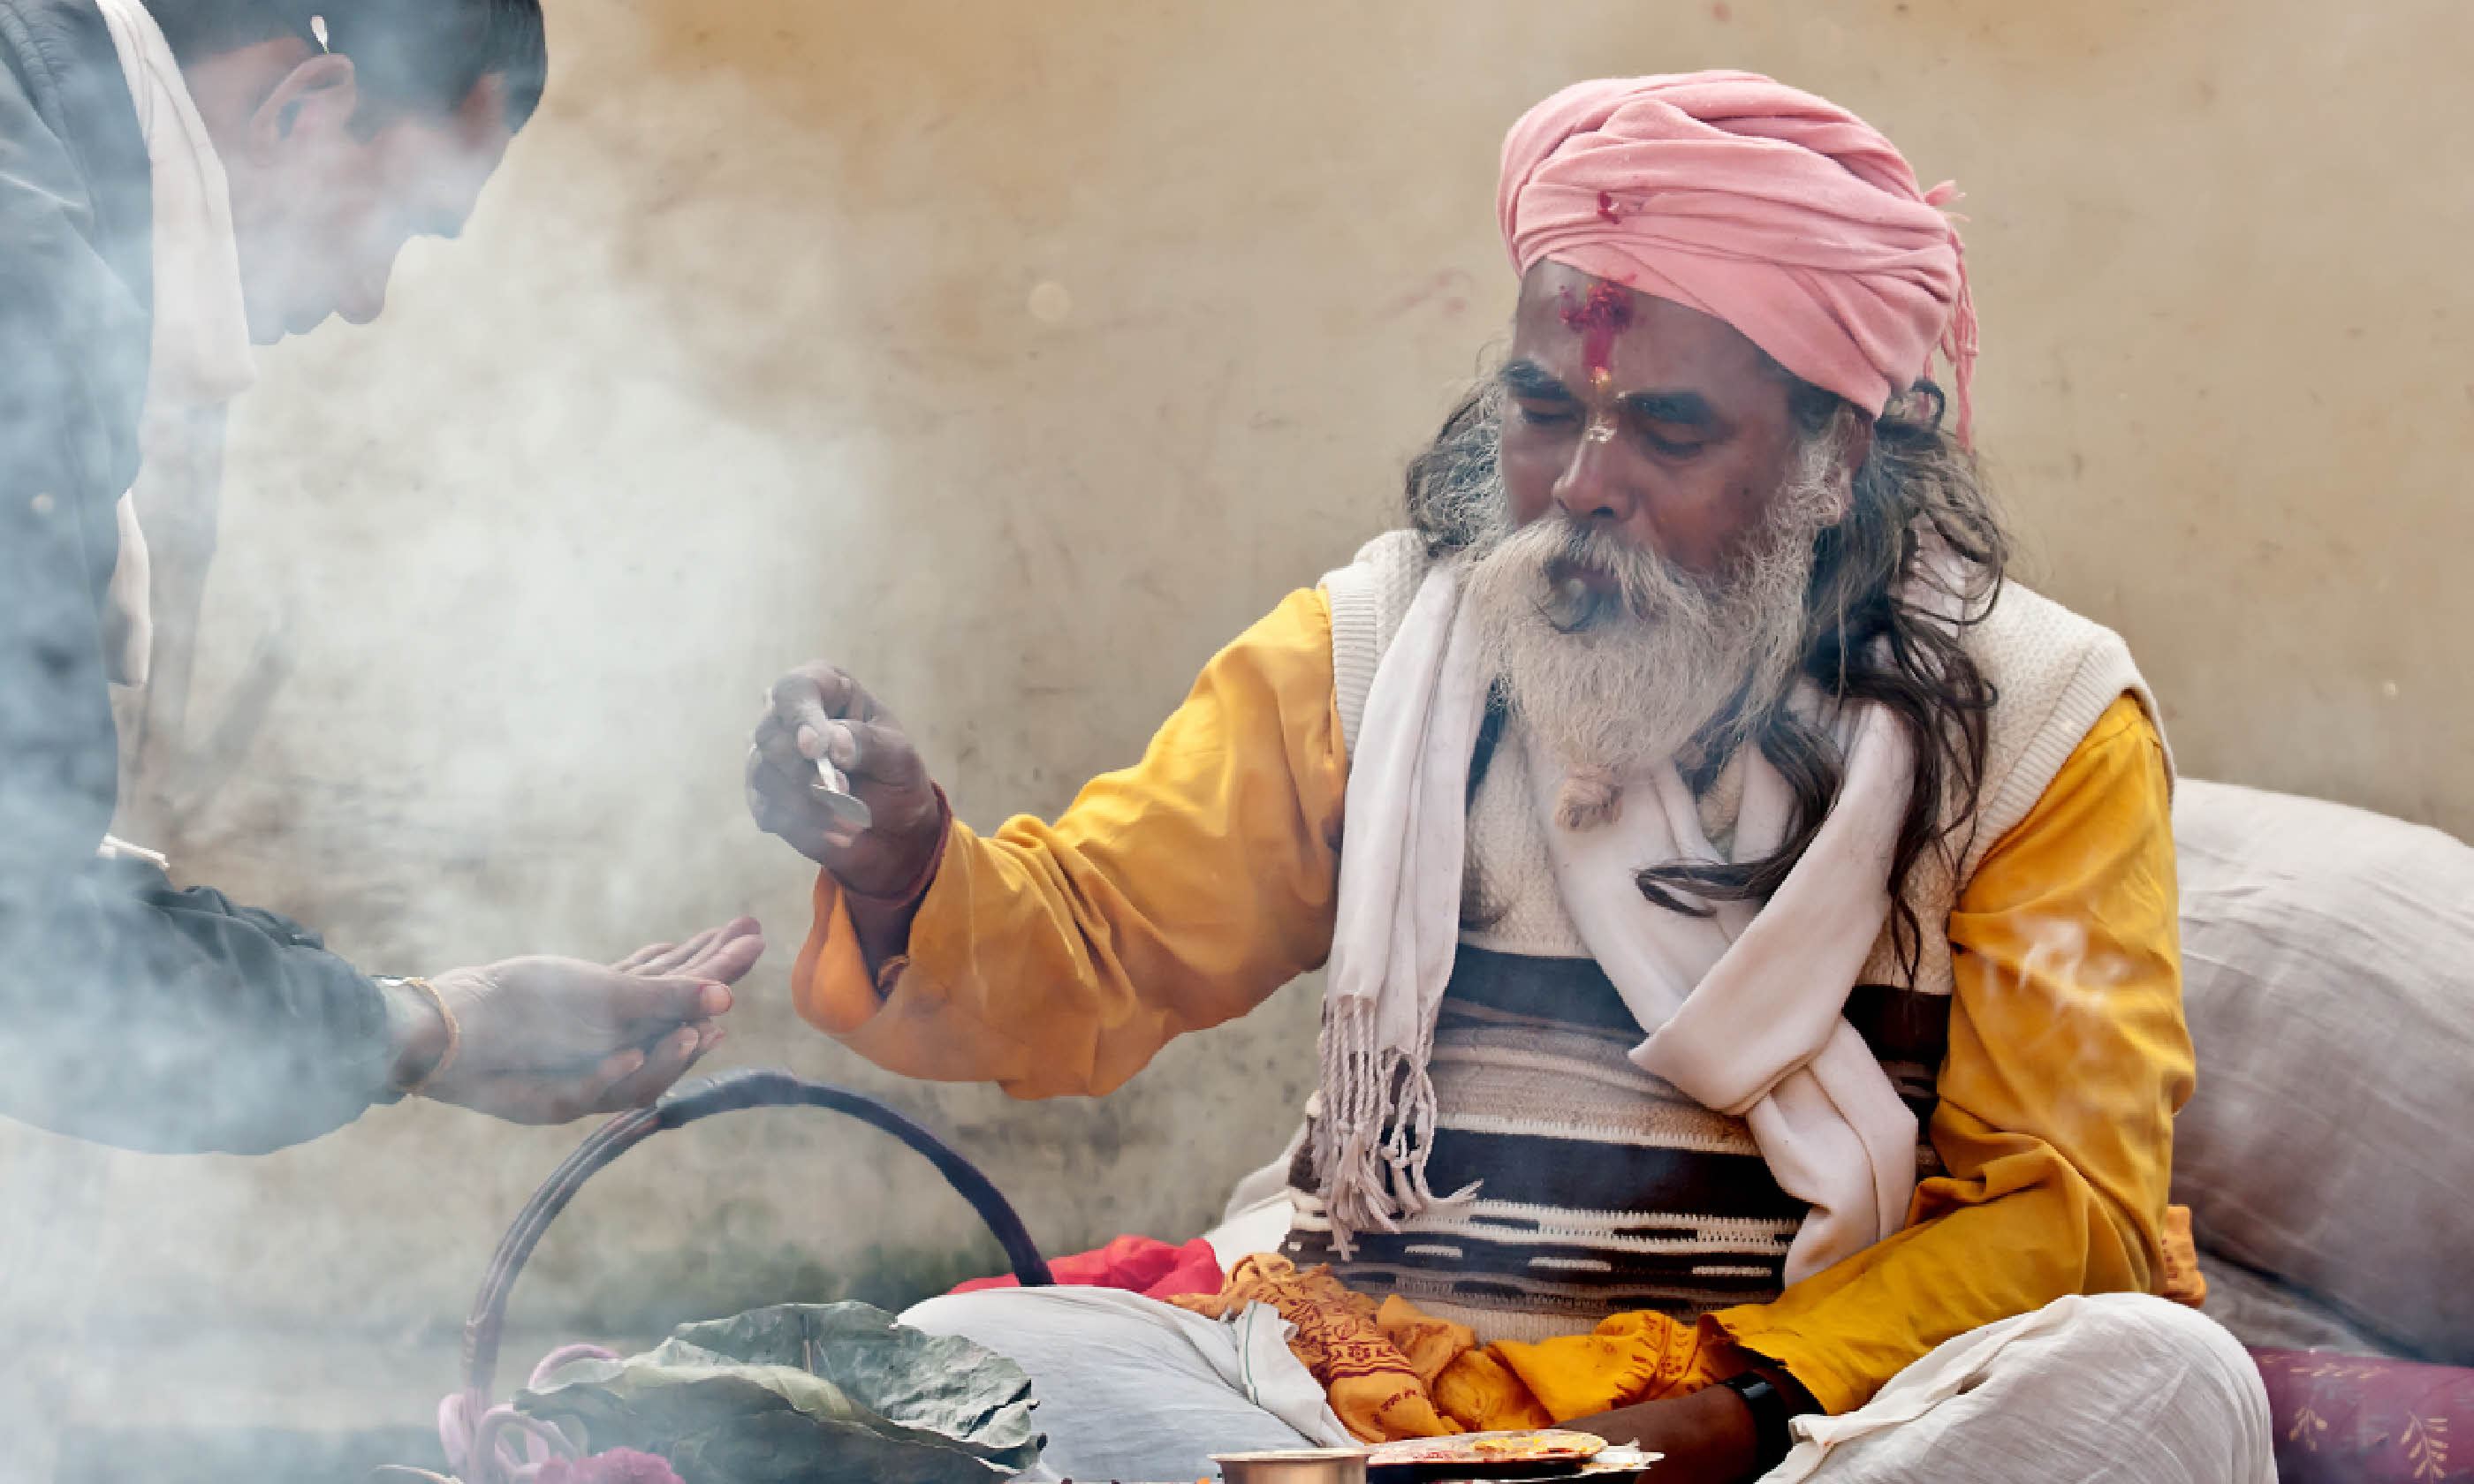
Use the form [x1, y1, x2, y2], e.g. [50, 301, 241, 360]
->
[0, 0, 760, 1155]
[750, 74, 2273, 1484]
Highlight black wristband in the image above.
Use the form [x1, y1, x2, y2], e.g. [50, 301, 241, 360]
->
[1719, 1371, 1795, 1478]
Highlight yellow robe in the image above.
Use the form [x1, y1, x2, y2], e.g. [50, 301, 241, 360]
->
[793, 585, 2193, 1417]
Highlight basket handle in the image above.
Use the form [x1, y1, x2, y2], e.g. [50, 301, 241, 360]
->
[456, 1068, 1051, 1419]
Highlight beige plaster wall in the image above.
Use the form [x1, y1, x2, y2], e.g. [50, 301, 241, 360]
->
[4, 0, 2468, 1441]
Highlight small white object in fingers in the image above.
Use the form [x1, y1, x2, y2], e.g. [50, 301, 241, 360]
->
[809, 767, 874, 832]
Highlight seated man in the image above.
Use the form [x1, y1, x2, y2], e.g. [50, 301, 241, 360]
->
[748, 72, 2273, 1484]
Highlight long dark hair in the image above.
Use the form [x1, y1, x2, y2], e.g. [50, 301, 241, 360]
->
[1406, 375, 2007, 979]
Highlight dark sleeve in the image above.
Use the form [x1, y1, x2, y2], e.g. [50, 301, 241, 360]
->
[0, 37, 394, 1154]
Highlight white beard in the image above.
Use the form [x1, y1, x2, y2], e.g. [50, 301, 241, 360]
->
[1458, 443, 1841, 825]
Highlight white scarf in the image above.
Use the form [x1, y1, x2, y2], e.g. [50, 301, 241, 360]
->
[93, 0, 258, 688]
[1317, 566, 1923, 1282]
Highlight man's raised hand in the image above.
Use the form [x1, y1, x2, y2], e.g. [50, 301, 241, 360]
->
[747, 662, 945, 896]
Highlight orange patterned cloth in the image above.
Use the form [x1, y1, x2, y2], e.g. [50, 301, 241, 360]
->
[2159, 1205, 2209, 1308]
[1488, 1310, 1742, 1423]
[1172, 1254, 1741, 1442]
[1173, 1254, 1468, 1442]
[1178, 1221, 2207, 1442]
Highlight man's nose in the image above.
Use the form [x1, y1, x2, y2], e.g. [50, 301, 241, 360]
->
[1552, 434, 1637, 526]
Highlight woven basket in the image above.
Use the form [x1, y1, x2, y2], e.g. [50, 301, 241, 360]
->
[425, 1068, 1052, 1483]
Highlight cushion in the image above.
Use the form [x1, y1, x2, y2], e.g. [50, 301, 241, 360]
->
[2250, 1347, 2474, 1484]
[2200, 1253, 2406, 1359]
[2171, 780, 2474, 1363]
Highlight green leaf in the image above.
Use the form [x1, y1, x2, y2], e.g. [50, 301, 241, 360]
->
[515, 1303, 1041, 1484]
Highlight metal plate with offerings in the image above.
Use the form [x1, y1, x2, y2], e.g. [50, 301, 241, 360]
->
[1211, 1432, 1663, 1484]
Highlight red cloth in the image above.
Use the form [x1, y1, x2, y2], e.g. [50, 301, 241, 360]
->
[952, 1234, 1225, 1302]
[2250, 1347, 2474, 1483]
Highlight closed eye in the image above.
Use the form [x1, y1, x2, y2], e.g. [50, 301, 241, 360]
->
[1640, 426, 1704, 458]
[1623, 390, 1719, 460]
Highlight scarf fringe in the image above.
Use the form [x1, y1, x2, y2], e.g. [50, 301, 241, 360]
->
[1313, 997, 1453, 1259]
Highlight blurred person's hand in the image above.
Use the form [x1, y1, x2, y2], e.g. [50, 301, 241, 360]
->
[384, 917, 763, 1123]
[747, 663, 945, 894]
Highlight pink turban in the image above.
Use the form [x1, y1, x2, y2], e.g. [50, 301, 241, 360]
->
[1499, 72, 1978, 443]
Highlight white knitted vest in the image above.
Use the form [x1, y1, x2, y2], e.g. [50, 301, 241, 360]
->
[1320, 530, 2168, 994]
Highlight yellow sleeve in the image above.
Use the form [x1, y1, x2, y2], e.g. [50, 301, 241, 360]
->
[791, 587, 1349, 1098]
[1707, 694, 2193, 1414]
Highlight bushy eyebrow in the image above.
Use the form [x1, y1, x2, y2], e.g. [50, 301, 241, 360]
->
[1622, 390, 1717, 428]
[1499, 359, 1574, 402]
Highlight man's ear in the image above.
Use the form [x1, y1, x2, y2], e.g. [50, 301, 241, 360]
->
[246, 54, 359, 159]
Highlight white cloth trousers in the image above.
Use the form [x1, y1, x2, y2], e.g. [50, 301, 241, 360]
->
[901, 1287, 1355, 1482]
[902, 1288, 2272, 1484]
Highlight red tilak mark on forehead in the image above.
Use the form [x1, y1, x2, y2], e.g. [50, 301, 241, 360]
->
[1596, 190, 1621, 225]
[1557, 281, 1634, 385]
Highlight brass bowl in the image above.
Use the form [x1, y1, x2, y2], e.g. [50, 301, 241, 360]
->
[1210, 1446, 1372, 1484]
